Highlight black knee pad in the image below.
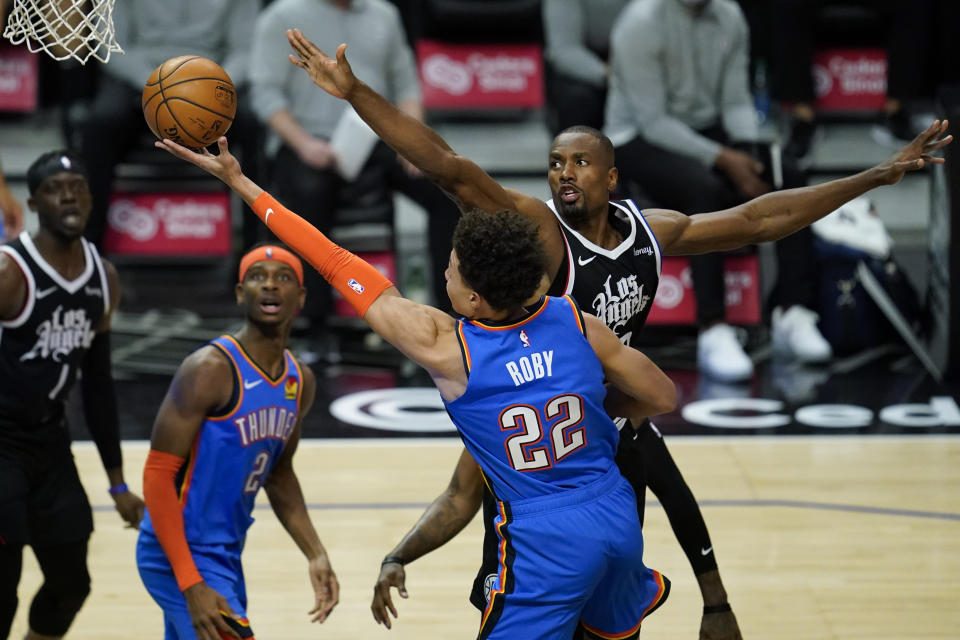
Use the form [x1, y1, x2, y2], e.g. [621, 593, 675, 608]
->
[28, 570, 91, 636]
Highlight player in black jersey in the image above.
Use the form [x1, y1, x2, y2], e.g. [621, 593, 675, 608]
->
[285, 31, 952, 638]
[0, 151, 143, 640]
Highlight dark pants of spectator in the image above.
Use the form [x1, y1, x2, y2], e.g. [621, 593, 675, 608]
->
[768, 0, 947, 106]
[79, 74, 264, 248]
[544, 63, 607, 135]
[270, 141, 460, 324]
[614, 126, 816, 326]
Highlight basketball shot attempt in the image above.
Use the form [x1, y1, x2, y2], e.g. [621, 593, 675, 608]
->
[2, 0, 123, 64]
[142, 56, 237, 150]
[155, 133, 678, 639]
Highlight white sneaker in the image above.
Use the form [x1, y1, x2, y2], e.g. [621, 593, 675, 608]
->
[697, 323, 753, 382]
[771, 305, 833, 363]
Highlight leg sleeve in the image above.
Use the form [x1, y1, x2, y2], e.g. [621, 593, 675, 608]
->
[641, 425, 719, 575]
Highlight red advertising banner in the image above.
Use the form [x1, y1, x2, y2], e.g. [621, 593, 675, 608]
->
[334, 251, 397, 318]
[0, 42, 38, 112]
[417, 40, 543, 109]
[647, 255, 761, 325]
[104, 192, 232, 256]
[812, 48, 887, 112]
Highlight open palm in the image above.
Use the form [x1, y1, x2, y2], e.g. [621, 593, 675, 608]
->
[878, 119, 952, 185]
[286, 29, 356, 99]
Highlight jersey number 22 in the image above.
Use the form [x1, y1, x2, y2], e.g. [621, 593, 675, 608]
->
[499, 394, 585, 471]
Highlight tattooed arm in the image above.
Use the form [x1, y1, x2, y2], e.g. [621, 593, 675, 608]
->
[371, 449, 485, 628]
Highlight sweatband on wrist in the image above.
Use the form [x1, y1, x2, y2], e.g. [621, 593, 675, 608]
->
[251, 192, 394, 317]
[703, 603, 732, 615]
[382, 556, 406, 567]
[108, 482, 129, 496]
[143, 449, 203, 591]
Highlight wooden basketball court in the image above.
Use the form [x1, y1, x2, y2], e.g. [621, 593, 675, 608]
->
[10, 436, 960, 639]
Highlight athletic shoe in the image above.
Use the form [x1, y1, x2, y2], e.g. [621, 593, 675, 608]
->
[771, 305, 833, 363]
[697, 323, 753, 382]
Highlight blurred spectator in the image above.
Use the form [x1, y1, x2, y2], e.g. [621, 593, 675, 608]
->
[605, 0, 831, 382]
[78, 0, 264, 247]
[770, 1, 958, 156]
[541, 0, 629, 133]
[250, 0, 460, 348]
[0, 154, 24, 241]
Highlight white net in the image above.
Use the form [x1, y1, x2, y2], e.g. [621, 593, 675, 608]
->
[3, 0, 123, 65]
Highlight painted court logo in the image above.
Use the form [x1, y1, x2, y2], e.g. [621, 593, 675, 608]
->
[348, 278, 365, 294]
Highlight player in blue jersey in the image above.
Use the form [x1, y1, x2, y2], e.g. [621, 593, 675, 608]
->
[136, 244, 339, 640]
[279, 29, 952, 640]
[154, 133, 678, 638]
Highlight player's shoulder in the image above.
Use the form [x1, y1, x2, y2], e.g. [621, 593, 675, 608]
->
[179, 343, 235, 382]
[0, 248, 27, 318]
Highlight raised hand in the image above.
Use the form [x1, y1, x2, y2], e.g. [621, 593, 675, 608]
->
[286, 29, 357, 99]
[307, 553, 340, 623]
[154, 137, 243, 185]
[876, 119, 952, 185]
[371, 561, 409, 630]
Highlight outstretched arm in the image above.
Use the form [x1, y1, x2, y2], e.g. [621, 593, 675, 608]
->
[284, 30, 513, 214]
[649, 120, 952, 256]
[154, 137, 463, 388]
[264, 367, 339, 624]
[371, 448, 485, 629]
[284, 30, 567, 276]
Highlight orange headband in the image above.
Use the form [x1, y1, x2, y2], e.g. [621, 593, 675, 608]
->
[238, 245, 304, 285]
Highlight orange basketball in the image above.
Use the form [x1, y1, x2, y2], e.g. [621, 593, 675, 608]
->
[142, 56, 237, 149]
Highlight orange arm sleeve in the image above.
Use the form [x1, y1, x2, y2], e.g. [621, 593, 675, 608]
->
[143, 449, 203, 591]
[251, 192, 394, 317]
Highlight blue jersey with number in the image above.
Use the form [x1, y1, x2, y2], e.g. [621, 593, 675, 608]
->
[140, 335, 302, 547]
[444, 296, 619, 502]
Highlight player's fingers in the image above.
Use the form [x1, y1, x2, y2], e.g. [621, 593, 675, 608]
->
[927, 133, 953, 151]
[292, 28, 326, 59]
[285, 29, 309, 59]
[287, 53, 306, 70]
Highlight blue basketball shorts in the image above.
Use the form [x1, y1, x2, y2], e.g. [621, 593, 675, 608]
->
[136, 530, 252, 640]
[477, 467, 670, 640]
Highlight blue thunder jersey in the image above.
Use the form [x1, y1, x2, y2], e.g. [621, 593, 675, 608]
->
[445, 296, 620, 502]
[140, 335, 303, 546]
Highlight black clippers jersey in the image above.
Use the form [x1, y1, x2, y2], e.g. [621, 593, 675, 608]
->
[545, 198, 661, 349]
[0, 232, 110, 427]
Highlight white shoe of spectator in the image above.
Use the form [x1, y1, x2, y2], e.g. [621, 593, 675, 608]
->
[697, 323, 753, 382]
[772, 305, 833, 363]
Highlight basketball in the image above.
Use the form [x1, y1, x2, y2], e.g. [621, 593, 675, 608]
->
[142, 55, 237, 149]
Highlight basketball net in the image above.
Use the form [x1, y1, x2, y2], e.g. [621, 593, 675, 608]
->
[3, 0, 123, 64]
